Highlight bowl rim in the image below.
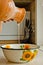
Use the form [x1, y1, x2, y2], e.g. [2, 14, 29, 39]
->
[0, 44, 40, 50]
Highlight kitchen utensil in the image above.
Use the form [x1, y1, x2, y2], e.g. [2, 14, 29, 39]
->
[1, 44, 40, 63]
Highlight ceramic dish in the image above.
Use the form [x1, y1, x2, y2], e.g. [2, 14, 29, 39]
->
[1, 44, 40, 63]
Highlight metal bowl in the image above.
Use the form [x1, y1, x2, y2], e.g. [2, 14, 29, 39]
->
[1, 44, 40, 63]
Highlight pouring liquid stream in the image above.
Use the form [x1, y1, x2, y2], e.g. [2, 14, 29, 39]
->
[17, 23, 20, 44]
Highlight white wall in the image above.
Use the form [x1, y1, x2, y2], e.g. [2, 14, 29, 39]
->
[36, 0, 43, 45]
[0, 21, 18, 40]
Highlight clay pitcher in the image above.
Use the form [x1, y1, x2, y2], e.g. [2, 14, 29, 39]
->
[0, 0, 26, 31]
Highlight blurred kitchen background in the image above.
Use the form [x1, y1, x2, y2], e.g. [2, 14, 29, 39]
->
[0, 0, 43, 45]
[0, 0, 36, 44]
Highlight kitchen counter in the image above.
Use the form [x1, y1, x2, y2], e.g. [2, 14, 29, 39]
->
[0, 48, 43, 65]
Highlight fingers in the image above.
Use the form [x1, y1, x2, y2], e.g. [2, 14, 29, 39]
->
[3, 19, 14, 23]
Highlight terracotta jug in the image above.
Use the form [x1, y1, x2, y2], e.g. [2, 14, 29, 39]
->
[0, 0, 26, 31]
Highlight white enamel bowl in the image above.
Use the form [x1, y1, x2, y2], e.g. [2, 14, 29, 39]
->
[1, 44, 40, 63]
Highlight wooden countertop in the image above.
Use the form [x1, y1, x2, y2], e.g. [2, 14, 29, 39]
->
[0, 47, 43, 65]
[0, 40, 18, 44]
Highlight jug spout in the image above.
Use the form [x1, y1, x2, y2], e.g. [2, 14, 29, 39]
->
[12, 7, 26, 24]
